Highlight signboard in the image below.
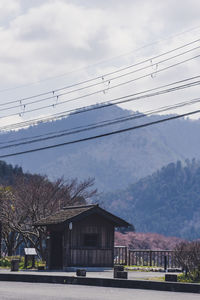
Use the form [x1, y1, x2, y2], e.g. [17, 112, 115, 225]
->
[24, 248, 37, 256]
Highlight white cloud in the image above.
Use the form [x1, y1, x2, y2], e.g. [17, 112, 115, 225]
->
[0, 0, 21, 26]
[0, 115, 23, 130]
[0, 0, 199, 121]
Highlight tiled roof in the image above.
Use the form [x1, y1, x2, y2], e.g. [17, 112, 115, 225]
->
[34, 204, 130, 227]
[34, 205, 96, 226]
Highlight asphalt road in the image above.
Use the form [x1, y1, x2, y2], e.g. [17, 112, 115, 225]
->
[0, 282, 200, 300]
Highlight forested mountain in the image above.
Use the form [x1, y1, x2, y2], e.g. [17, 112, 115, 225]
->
[101, 159, 200, 240]
[1, 103, 200, 239]
[0, 161, 23, 185]
[2, 105, 200, 192]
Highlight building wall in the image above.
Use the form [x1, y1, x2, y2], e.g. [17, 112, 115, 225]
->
[63, 214, 115, 267]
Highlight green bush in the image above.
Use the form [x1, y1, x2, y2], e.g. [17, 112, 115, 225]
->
[0, 256, 20, 268]
[0, 258, 10, 267]
[0, 256, 46, 269]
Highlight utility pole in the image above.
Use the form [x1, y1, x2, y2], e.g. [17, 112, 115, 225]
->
[0, 221, 2, 258]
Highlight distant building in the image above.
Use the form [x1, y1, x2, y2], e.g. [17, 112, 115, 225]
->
[35, 204, 130, 270]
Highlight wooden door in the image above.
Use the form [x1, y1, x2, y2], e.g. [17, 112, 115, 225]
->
[50, 231, 63, 269]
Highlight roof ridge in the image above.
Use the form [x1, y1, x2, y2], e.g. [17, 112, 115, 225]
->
[63, 204, 98, 210]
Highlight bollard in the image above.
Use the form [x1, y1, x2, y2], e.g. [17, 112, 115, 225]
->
[11, 259, 19, 271]
[116, 271, 128, 279]
[114, 265, 124, 278]
[76, 269, 86, 277]
[165, 274, 177, 282]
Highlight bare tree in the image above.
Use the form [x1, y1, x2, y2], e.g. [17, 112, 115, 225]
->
[174, 241, 200, 280]
[0, 186, 24, 256]
[0, 175, 97, 258]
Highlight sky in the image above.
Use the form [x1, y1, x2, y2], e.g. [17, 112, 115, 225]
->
[0, 0, 200, 128]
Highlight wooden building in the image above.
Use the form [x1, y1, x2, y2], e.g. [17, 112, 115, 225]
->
[35, 204, 130, 270]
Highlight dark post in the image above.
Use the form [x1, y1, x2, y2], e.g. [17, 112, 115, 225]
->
[165, 274, 177, 282]
[0, 221, 2, 258]
[31, 256, 35, 268]
[125, 247, 128, 265]
[164, 255, 167, 271]
[150, 250, 152, 266]
[46, 232, 50, 270]
[128, 250, 131, 266]
[24, 255, 28, 269]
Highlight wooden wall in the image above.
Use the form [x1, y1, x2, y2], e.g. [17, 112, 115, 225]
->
[63, 214, 115, 267]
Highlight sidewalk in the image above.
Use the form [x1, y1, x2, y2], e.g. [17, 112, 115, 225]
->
[0, 268, 165, 280]
[0, 268, 199, 294]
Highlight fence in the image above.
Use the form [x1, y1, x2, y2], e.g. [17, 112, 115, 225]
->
[114, 246, 128, 265]
[114, 246, 178, 268]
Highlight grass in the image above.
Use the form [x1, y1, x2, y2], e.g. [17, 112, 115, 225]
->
[177, 273, 200, 284]
[125, 265, 164, 272]
[146, 276, 165, 281]
[0, 256, 19, 269]
[0, 256, 46, 270]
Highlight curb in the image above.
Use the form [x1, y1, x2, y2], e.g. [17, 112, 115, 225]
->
[0, 273, 199, 293]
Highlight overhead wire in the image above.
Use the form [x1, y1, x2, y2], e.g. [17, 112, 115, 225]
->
[1, 72, 200, 132]
[1, 95, 200, 150]
[0, 23, 199, 94]
[0, 25, 200, 157]
[1, 78, 200, 149]
[1, 42, 200, 115]
[0, 52, 200, 126]
[1, 74, 200, 140]
[1, 105, 200, 159]
[0, 37, 200, 109]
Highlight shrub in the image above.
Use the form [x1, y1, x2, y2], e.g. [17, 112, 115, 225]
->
[174, 241, 200, 281]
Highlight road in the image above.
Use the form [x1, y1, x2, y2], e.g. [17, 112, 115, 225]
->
[0, 282, 199, 300]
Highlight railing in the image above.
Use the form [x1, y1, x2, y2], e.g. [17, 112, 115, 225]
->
[114, 246, 178, 268]
[114, 246, 128, 265]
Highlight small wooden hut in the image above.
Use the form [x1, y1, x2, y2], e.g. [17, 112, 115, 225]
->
[35, 204, 130, 270]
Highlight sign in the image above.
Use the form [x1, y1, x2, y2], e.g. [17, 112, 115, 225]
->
[24, 248, 37, 256]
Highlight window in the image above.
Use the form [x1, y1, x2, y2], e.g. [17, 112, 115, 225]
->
[83, 233, 99, 248]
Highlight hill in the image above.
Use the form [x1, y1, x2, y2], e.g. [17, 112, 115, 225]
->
[2, 105, 200, 192]
[0, 161, 23, 185]
[101, 159, 200, 240]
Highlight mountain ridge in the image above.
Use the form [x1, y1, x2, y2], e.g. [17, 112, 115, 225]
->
[1, 105, 200, 192]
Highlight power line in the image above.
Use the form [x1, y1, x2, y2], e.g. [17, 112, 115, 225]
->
[1, 74, 200, 140]
[1, 94, 200, 150]
[1, 42, 200, 115]
[1, 73, 200, 132]
[1, 106, 200, 158]
[1, 37, 200, 109]
[1, 51, 200, 122]
[0, 24, 199, 94]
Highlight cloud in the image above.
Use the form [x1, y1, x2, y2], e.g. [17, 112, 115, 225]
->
[0, 1, 159, 84]
[0, 0, 199, 120]
[0, 0, 21, 26]
[0, 115, 23, 130]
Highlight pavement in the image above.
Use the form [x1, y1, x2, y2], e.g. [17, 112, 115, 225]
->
[1, 268, 200, 295]
[0, 268, 166, 281]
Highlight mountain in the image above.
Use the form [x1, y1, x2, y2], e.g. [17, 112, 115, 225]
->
[0, 160, 23, 185]
[1, 105, 200, 192]
[101, 159, 200, 240]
